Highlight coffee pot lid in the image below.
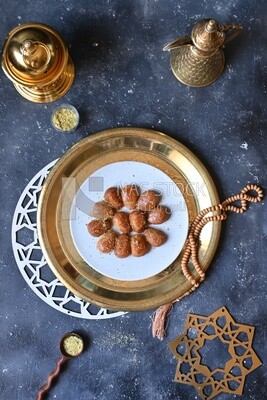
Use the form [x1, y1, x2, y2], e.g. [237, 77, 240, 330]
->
[191, 19, 225, 53]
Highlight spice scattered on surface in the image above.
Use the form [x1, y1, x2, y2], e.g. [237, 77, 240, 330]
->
[63, 335, 83, 357]
[52, 106, 78, 131]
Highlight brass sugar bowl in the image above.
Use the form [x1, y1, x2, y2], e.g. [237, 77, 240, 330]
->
[164, 19, 243, 87]
[1, 22, 75, 103]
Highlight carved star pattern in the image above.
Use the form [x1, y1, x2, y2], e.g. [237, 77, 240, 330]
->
[168, 307, 262, 399]
[12, 160, 125, 320]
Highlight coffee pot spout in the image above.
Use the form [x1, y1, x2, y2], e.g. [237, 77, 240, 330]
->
[163, 34, 191, 52]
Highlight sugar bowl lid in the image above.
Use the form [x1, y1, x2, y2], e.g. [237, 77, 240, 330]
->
[191, 19, 225, 53]
[2, 22, 69, 86]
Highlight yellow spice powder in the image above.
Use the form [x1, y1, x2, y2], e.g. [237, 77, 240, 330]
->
[52, 107, 78, 131]
[63, 335, 83, 356]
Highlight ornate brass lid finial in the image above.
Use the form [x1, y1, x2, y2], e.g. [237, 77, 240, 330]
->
[1, 22, 75, 103]
[21, 39, 51, 70]
[206, 19, 216, 30]
[163, 18, 243, 87]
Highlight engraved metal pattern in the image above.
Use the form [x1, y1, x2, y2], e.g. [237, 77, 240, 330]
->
[11, 159, 125, 319]
[170, 46, 224, 87]
[165, 19, 242, 87]
[191, 19, 224, 52]
[168, 307, 262, 399]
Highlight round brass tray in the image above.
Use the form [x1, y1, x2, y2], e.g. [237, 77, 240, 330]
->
[37, 128, 221, 311]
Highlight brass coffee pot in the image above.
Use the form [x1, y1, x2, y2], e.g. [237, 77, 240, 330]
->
[163, 19, 242, 87]
[1, 23, 75, 103]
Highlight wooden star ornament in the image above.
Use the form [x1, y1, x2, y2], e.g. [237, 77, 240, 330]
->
[168, 307, 262, 399]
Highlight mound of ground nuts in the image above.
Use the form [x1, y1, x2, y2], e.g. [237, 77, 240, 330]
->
[87, 185, 170, 258]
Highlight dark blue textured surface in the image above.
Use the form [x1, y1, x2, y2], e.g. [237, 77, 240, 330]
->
[0, 1, 266, 399]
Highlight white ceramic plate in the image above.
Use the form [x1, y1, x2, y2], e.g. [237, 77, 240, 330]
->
[70, 161, 189, 281]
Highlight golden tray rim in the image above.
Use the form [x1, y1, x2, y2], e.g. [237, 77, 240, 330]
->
[37, 127, 221, 311]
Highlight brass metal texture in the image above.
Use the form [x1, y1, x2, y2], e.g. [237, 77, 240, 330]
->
[170, 45, 225, 87]
[164, 19, 242, 87]
[191, 19, 225, 53]
[1, 22, 74, 103]
[168, 307, 262, 399]
[37, 128, 221, 311]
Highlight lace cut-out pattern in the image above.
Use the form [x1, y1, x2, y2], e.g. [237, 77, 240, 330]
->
[168, 307, 262, 399]
[12, 160, 125, 320]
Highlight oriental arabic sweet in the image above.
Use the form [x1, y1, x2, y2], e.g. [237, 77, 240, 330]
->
[87, 185, 170, 258]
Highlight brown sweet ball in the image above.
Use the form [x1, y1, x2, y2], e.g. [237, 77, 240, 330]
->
[129, 210, 147, 233]
[90, 201, 115, 220]
[97, 230, 117, 253]
[147, 205, 170, 224]
[131, 234, 149, 257]
[121, 184, 140, 209]
[114, 234, 131, 258]
[87, 219, 112, 237]
[113, 212, 131, 233]
[136, 190, 160, 211]
[144, 228, 166, 247]
[104, 187, 123, 210]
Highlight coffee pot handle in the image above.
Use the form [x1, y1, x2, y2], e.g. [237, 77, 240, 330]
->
[220, 24, 243, 46]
